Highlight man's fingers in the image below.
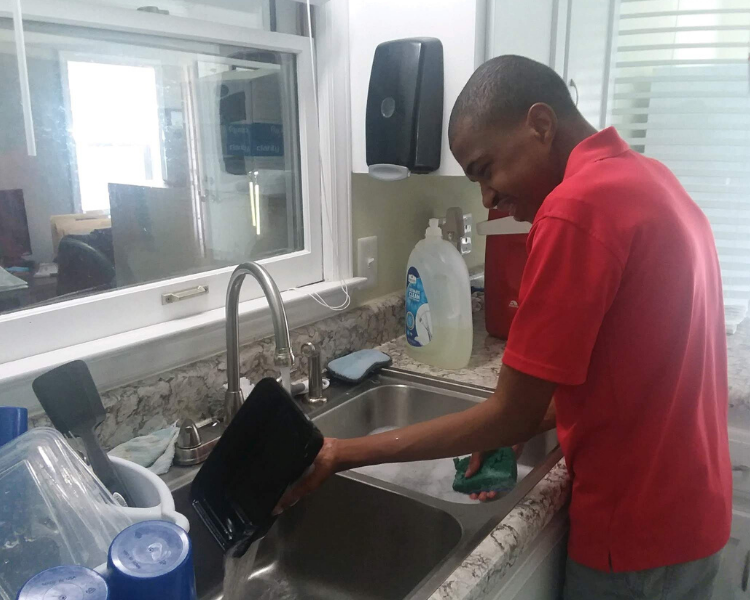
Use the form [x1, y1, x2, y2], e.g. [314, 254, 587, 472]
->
[272, 438, 338, 516]
[468, 490, 500, 503]
[273, 490, 296, 515]
[273, 474, 316, 515]
[465, 452, 484, 478]
[474, 490, 498, 502]
[275, 464, 319, 514]
[275, 482, 308, 514]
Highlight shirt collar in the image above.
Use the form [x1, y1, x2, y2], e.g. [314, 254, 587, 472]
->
[563, 126, 630, 180]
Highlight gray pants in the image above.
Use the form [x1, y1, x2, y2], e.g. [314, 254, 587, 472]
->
[563, 552, 722, 600]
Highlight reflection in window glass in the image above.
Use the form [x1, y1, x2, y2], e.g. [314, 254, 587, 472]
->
[0, 20, 304, 314]
[67, 61, 164, 212]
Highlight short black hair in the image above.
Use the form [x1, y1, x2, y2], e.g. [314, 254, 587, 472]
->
[448, 55, 579, 141]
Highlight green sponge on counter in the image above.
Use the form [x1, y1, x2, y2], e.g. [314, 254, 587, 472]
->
[452, 448, 518, 495]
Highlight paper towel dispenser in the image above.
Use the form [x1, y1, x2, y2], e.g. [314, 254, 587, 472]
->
[365, 37, 444, 181]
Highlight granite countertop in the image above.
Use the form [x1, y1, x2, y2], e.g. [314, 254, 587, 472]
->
[377, 312, 571, 600]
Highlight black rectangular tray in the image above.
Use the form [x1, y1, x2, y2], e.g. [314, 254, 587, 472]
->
[191, 377, 323, 557]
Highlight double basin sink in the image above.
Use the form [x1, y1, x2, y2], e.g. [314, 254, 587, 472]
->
[166, 369, 562, 600]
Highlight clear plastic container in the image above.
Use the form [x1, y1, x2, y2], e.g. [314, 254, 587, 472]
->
[0, 428, 133, 600]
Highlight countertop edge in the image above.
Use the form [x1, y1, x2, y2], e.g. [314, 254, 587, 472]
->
[429, 459, 570, 600]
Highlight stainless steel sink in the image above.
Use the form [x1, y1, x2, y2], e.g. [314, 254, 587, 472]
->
[173, 474, 461, 600]
[164, 368, 563, 600]
[312, 383, 478, 438]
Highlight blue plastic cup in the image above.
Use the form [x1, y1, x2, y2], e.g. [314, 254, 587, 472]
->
[107, 520, 197, 600]
[0, 407, 27, 448]
[17, 565, 109, 600]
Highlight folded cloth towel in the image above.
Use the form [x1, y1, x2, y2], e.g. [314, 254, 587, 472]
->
[109, 423, 180, 475]
[327, 349, 392, 384]
[452, 448, 518, 495]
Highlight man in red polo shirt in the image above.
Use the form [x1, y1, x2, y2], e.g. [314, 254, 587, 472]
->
[279, 55, 732, 598]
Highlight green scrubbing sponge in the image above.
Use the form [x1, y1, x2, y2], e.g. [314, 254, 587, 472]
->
[452, 448, 518, 495]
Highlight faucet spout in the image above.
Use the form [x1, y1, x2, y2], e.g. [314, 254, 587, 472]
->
[225, 262, 294, 421]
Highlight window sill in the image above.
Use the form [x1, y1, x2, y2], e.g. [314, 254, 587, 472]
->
[0, 277, 367, 411]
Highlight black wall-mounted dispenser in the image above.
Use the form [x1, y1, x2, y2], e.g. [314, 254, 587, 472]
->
[365, 37, 444, 181]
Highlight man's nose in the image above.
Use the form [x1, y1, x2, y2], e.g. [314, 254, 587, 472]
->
[480, 184, 497, 209]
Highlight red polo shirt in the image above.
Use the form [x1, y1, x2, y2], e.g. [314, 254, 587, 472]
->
[502, 127, 732, 572]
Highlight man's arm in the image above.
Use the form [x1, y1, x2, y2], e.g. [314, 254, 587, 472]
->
[537, 398, 557, 434]
[276, 365, 556, 511]
[335, 365, 556, 468]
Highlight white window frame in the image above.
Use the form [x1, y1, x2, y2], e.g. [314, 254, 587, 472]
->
[0, 0, 360, 406]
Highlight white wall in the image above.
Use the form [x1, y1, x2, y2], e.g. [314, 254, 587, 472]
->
[352, 174, 486, 304]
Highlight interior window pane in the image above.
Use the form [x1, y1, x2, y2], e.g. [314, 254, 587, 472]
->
[0, 19, 304, 314]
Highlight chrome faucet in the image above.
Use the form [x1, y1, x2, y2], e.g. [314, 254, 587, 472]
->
[224, 262, 294, 421]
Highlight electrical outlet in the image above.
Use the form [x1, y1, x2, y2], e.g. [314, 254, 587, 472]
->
[461, 212, 473, 255]
[357, 236, 378, 289]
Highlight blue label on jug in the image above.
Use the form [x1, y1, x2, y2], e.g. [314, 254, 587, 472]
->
[406, 266, 432, 348]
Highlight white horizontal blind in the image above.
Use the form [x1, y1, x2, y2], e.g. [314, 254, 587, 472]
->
[610, 0, 750, 333]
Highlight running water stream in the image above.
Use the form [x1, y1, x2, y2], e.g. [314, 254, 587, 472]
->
[279, 365, 291, 395]
[223, 543, 297, 600]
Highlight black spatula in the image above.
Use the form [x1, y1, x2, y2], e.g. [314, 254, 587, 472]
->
[32, 360, 134, 506]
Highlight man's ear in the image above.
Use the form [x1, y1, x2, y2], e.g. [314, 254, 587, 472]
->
[526, 103, 557, 145]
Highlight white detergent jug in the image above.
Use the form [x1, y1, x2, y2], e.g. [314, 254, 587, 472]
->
[405, 219, 473, 369]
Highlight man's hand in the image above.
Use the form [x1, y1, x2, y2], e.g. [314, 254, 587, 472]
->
[274, 438, 339, 515]
[465, 451, 498, 501]
[464, 444, 527, 502]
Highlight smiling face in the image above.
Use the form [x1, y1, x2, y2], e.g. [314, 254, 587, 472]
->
[450, 105, 564, 223]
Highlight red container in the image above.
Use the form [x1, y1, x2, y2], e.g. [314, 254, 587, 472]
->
[483, 209, 529, 339]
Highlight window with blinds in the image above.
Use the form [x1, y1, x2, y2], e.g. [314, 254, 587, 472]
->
[609, 0, 750, 333]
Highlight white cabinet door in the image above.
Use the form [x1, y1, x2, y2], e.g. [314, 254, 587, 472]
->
[486, 511, 568, 600]
[486, 0, 620, 126]
[486, 0, 558, 67]
[713, 504, 750, 600]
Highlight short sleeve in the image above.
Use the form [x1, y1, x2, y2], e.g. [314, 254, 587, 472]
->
[502, 216, 623, 385]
